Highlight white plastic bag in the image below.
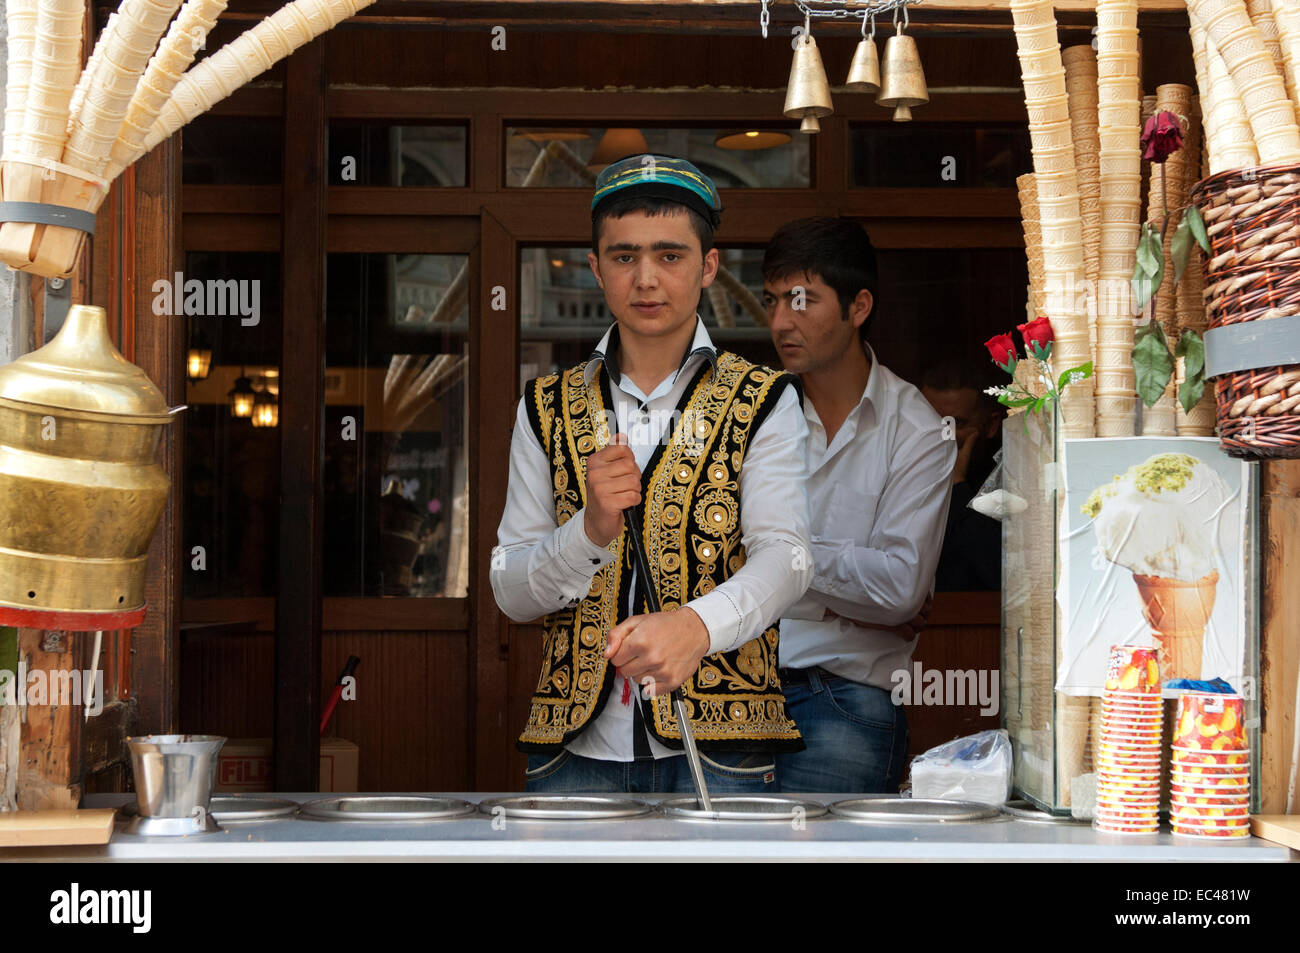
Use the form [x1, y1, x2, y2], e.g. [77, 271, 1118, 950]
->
[908, 729, 1012, 806]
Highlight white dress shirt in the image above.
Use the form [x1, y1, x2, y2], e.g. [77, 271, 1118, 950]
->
[779, 344, 956, 691]
[491, 317, 812, 761]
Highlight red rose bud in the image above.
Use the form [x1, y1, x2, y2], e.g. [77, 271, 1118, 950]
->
[1142, 110, 1184, 163]
[1017, 316, 1054, 360]
[985, 332, 1018, 372]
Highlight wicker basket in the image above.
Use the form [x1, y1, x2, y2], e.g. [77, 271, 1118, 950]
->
[1189, 164, 1300, 459]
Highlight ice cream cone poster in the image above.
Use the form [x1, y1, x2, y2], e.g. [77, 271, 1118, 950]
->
[1058, 437, 1253, 694]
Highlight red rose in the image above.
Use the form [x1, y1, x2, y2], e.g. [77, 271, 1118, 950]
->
[1141, 110, 1184, 163]
[985, 332, 1018, 372]
[1017, 316, 1054, 360]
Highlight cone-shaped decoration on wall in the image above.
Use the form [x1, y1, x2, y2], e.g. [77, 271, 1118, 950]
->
[846, 13, 881, 93]
[877, 13, 928, 122]
[784, 21, 832, 133]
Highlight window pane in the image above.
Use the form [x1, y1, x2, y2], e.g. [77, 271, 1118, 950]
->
[324, 253, 470, 597]
[850, 123, 1031, 188]
[182, 252, 282, 597]
[182, 117, 283, 185]
[506, 127, 809, 188]
[328, 123, 468, 187]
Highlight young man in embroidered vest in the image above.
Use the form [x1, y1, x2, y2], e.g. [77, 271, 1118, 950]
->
[491, 155, 813, 793]
[762, 217, 956, 794]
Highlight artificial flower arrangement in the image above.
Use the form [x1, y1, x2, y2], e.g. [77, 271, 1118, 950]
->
[1130, 109, 1214, 414]
[984, 315, 1094, 420]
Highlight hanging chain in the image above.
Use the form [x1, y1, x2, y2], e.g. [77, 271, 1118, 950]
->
[761, 1, 920, 38]
[790, 0, 920, 22]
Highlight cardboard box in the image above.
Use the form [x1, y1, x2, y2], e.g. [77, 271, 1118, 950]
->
[214, 737, 359, 793]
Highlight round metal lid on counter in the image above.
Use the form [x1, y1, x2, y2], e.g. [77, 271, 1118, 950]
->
[477, 796, 653, 819]
[300, 796, 476, 821]
[998, 799, 1090, 823]
[658, 795, 828, 821]
[828, 797, 1002, 823]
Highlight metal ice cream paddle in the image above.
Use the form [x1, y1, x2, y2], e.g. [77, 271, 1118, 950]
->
[622, 502, 713, 812]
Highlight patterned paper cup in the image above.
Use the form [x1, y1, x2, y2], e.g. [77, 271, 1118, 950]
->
[1173, 693, 1247, 751]
[1170, 778, 1248, 796]
[1172, 826, 1250, 839]
[1099, 727, 1163, 743]
[1104, 646, 1161, 694]
[1097, 815, 1162, 828]
[1095, 817, 1160, 832]
[1098, 803, 1161, 817]
[1095, 810, 1161, 824]
[1170, 803, 1249, 820]
[1171, 746, 1249, 766]
[1098, 741, 1163, 755]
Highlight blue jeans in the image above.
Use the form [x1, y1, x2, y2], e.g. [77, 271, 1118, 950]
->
[775, 668, 908, 794]
[524, 749, 777, 794]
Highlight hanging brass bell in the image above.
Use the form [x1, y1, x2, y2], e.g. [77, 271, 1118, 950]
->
[846, 36, 881, 93]
[876, 32, 928, 121]
[783, 32, 833, 129]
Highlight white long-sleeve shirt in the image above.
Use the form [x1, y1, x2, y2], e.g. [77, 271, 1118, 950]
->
[491, 318, 812, 761]
[779, 345, 956, 690]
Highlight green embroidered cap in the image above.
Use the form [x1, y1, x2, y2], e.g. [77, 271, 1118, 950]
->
[590, 154, 722, 229]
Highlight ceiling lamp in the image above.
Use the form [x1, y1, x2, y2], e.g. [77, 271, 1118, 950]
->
[186, 331, 212, 381]
[251, 388, 278, 428]
[714, 129, 793, 150]
[588, 128, 650, 170]
[228, 369, 255, 419]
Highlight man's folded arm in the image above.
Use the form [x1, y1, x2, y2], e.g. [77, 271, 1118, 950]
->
[808, 425, 956, 628]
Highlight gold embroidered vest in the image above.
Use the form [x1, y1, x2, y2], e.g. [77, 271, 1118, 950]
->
[517, 350, 804, 753]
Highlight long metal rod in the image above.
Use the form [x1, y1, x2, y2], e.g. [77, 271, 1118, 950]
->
[623, 504, 712, 811]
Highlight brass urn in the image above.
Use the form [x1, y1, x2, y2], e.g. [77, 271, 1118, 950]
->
[0, 305, 179, 628]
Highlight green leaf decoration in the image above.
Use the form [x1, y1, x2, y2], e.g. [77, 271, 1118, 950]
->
[1184, 203, 1211, 255]
[1136, 223, 1162, 275]
[1175, 329, 1207, 415]
[1133, 323, 1175, 407]
[1171, 215, 1193, 286]
[1131, 224, 1165, 309]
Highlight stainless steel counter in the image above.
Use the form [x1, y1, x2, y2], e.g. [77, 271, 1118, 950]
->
[3, 794, 1293, 862]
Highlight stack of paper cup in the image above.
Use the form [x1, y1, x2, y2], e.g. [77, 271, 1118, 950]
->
[1094, 645, 1163, 834]
[1170, 691, 1251, 838]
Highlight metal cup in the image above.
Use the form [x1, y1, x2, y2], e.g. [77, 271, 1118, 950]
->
[126, 734, 226, 835]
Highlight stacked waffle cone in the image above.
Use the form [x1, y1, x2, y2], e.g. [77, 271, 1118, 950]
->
[1189, 0, 1300, 170]
[1064, 45, 1102, 370]
[1093, 0, 1142, 437]
[1012, 0, 1094, 439]
[0, 0, 377, 279]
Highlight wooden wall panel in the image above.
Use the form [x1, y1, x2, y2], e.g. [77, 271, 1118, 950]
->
[905, 623, 1003, 759]
[323, 28, 1194, 91]
[179, 629, 470, 791]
